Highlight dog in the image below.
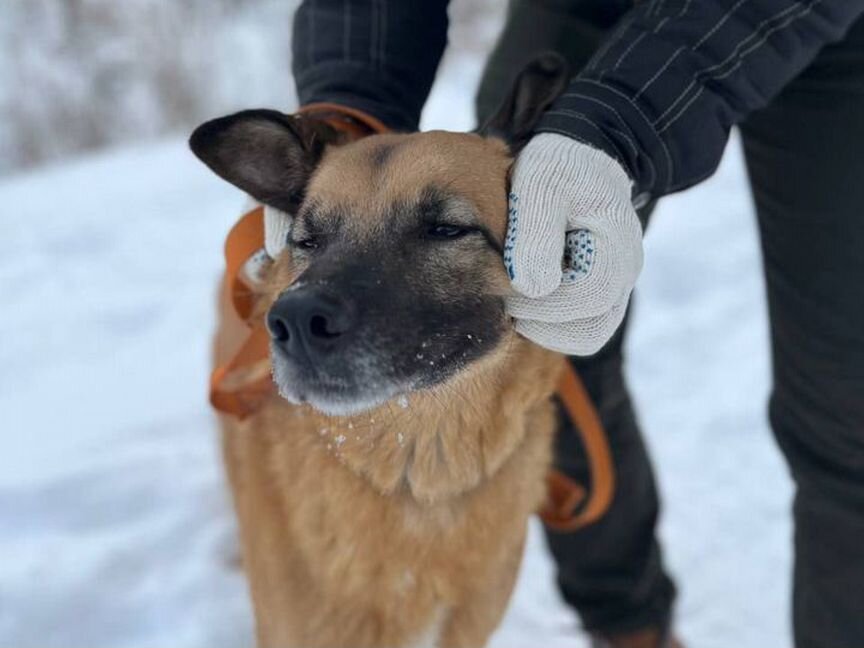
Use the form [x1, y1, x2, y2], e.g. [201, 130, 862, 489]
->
[190, 55, 571, 648]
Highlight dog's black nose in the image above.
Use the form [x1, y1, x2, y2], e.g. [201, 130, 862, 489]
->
[266, 288, 356, 358]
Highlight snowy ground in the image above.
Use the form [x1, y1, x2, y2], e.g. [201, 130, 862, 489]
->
[0, 55, 793, 648]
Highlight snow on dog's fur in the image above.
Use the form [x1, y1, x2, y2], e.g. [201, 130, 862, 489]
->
[190, 55, 570, 648]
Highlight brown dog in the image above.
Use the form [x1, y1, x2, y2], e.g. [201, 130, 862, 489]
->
[191, 56, 571, 648]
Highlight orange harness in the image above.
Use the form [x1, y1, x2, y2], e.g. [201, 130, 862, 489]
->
[209, 105, 615, 532]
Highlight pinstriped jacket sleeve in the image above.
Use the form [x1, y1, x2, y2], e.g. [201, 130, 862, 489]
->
[537, 0, 864, 199]
[292, 0, 450, 131]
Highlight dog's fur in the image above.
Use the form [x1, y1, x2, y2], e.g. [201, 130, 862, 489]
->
[192, 56, 570, 648]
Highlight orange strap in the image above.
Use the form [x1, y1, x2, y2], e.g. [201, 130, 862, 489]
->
[539, 367, 616, 531]
[297, 102, 392, 140]
[209, 105, 615, 530]
[209, 207, 274, 418]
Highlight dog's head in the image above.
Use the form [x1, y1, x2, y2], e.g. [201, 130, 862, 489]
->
[190, 55, 568, 415]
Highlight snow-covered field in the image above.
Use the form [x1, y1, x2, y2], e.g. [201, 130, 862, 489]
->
[0, 55, 793, 648]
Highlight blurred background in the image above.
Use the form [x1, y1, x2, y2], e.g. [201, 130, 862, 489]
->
[0, 0, 501, 176]
[0, 2, 792, 647]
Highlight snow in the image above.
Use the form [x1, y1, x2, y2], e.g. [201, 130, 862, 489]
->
[0, 54, 792, 648]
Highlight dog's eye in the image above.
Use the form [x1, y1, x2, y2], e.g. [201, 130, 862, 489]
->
[289, 237, 319, 251]
[425, 224, 472, 240]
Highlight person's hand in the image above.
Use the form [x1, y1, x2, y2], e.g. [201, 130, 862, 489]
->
[504, 133, 644, 355]
[264, 203, 293, 258]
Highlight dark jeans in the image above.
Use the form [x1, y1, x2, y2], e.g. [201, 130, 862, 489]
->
[476, 2, 864, 645]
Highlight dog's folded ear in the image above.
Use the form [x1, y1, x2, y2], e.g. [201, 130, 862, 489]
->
[478, 52, 570, 154]
[189, 109, 340, 213]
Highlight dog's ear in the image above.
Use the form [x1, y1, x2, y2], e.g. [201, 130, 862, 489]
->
[478, 53, 570, 153]
[189, 109, 340, 212]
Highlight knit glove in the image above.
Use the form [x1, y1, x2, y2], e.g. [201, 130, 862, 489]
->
[264, 203, 292, 258]
[504, 133, 644, 356]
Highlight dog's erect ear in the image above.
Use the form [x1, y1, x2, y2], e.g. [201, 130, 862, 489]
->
[189, 109, 341, 213]
[479, 53, 570, 153]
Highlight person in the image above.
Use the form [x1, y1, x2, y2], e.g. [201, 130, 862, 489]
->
[286, 1, 864, 646]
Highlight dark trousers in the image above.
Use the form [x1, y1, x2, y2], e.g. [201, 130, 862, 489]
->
[476, 2, 864, 645]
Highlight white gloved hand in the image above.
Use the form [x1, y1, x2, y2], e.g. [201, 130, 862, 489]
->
[232, 200, 292, 285]
[504, 133, 644, 356]
[263, 203, 293, 258]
